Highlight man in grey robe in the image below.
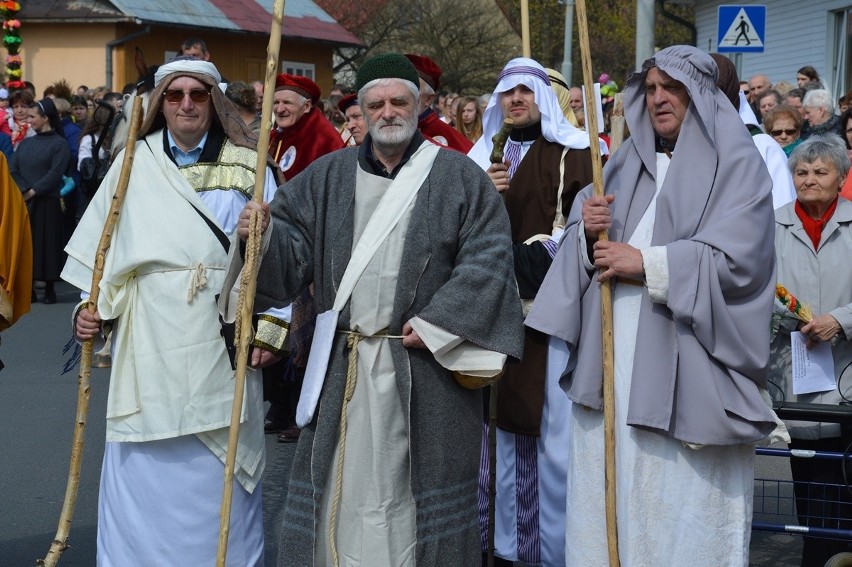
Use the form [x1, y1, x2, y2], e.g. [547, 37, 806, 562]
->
[527, 45, 777, 564]
[235, 53, 524, 566]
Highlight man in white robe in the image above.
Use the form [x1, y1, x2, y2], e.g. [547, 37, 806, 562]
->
[63, 58, 285, 566]
[234, 53, 525, 566]
[527, 45, 778, 566]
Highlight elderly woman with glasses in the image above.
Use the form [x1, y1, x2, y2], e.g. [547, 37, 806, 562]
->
[763, 104, 803, 157]
[769, 133, 852, 567]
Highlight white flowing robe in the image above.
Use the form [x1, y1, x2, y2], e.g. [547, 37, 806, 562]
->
[565, 154, 754, 566]
[62, 129, 277, 567]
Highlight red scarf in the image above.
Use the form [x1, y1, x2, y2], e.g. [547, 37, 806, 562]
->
[795, 197, 838, 250]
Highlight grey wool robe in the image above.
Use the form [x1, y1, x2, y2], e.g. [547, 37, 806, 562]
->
[252, 139, 525, 565]
[526, 45, 778, 446]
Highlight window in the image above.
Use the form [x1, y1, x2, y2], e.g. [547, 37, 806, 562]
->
[281, 61, 315, 80]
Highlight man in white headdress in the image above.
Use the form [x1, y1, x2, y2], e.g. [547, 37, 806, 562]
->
[468, 57, 597, 566]
[62, 56, 285, 566]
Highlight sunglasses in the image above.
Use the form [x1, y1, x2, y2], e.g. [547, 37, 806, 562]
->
[163, 89, 211, 104]
[770, 129, 798, 136]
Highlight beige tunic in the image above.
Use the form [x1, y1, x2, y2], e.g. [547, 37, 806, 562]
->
[316, 167, 417, 566]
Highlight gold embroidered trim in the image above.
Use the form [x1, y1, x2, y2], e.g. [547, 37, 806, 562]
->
[180, 141, 258, 199]
[252, 316, 290, 355]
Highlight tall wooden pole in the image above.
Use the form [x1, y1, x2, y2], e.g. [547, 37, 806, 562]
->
[520, 0, 531, 58]
[486, 118, 513, 567]
[486, 382, 498, 567]
[38, 96, 145, 567]
[609, 93, 625, 154]
[575, 0, 620, 566]
[216, 1, 285, 565]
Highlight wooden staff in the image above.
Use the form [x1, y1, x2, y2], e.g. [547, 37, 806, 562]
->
[485, 117, 514, 567]
[609, 93, 625, 154]
[520, 0, 531, 58]
[486, 383, 498, 567]
[575, 0, 620, 565]
[38, 95, 145, 567]
[216, 0, 285, 564]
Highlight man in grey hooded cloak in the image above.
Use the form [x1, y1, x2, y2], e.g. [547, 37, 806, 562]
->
[526, 45, 777, 565]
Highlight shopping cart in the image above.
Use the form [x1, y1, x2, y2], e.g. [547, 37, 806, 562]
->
[754, 402, 852, 565]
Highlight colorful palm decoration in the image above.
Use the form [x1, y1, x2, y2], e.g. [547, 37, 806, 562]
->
[1, 1, 22, 88]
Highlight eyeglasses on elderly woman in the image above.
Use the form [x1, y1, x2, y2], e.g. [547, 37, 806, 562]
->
[771, 128, 798, 137]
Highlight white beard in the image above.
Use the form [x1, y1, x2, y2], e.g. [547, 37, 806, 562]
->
[369, 115, 418, 147]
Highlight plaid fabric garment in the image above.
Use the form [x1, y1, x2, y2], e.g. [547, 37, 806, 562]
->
[288, 287, 316, 368]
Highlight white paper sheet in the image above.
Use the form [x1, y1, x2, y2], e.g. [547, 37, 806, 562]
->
[791, 331, 836, 395]
[296, 309, 339, 427]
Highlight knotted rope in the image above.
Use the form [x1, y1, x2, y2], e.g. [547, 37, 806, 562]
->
[186, 263, 209, 303]
[234, 209, 263, 350]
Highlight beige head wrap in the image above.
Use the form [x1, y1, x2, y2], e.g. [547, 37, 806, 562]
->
[138, 57, 254, 149]
[544, 68, 579, 127]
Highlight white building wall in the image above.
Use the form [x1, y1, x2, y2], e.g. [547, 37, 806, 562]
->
[693, 0, 852, 93]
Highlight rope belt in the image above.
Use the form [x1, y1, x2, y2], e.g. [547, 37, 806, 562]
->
[186, 263, 208, 303]
[328, 328, 404, 567]
[133, 264, 225, 304]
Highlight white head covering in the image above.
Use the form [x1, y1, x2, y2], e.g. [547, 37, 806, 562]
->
[468, 57, 591, 170]
[544, 67, 579, 127]
[139, 57, 254, 148]
[737, 90, 760, 126]
[154, 58, 222, 87]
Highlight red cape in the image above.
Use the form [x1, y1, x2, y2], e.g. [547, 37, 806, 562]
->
[418, 110, 473, 154]
[269, 108, 346, 181]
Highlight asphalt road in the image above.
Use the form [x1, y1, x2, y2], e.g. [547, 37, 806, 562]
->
[0, 282, 294, 567]
[0, 281, 805, 566]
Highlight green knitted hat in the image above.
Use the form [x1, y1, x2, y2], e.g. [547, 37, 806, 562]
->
[355, 53, 420, 92]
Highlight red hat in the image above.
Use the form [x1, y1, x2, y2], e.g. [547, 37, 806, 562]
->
[338, 93, 358, 113]
[275, 73, 321, 104]
[404, 54, 441, 91]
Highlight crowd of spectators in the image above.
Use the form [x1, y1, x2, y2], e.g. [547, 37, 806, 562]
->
[7, 39, 852, 566]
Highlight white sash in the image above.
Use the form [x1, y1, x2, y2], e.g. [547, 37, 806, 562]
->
[296, 141, 440, 427]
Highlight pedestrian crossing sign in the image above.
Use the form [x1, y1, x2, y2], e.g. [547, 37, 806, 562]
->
[717, 5, 766, 53]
